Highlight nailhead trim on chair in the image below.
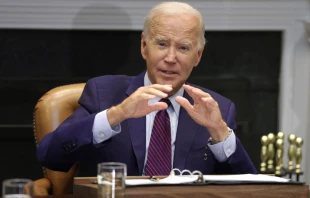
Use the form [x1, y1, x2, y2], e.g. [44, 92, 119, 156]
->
[33, 97, 47, 177]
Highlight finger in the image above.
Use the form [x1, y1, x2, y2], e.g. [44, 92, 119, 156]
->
[201, 97, 218, 110]
[149, 84, 173, 93]
[141, 93, 157, 100]
[175, 96, 193, 112]
[183, 84, 202, 103]
[148, 101, 168, 112]
[147, 87, 169, 98]
[192, 87, 211, 98]
[184, 84, 210, 98]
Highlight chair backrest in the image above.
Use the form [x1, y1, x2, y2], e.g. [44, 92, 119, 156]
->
[33, 83, 85, 195]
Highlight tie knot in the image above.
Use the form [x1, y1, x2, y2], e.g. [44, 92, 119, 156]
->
[160, 98, 171, 107]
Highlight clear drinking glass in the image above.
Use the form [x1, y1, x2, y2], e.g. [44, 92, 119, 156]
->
[2, 178, 33, 198]
[97, 162, 127, 198]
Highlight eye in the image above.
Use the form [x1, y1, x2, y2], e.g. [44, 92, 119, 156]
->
[158, 42, 166, 47]
[179, 45, 189, 51]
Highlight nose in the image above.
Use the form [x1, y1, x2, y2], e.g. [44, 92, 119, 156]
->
[164, 47, 177, 63]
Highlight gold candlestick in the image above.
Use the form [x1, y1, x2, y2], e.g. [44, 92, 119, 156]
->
[295, 137, 303, 174]
[288, 134, 296, 171]
[277, 132, 285, 141]
[260, 135, 268, 173]
[267, 133, 275, 172]
[275, 138, 284, 175]
[275, 132, 285, 175]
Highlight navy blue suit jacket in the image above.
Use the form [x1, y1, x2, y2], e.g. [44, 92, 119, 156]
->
[37, 71, 257, 176]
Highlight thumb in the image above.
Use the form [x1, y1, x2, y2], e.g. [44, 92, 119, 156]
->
[148, 102, 168, 112]
[175, 96, 192, 112]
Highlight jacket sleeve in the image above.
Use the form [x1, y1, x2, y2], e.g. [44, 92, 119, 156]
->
[37, 78, 100, 172]
[215, 102, 258, 174]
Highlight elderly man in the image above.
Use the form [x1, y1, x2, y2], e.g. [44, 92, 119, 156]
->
[37, 1, 256, 181]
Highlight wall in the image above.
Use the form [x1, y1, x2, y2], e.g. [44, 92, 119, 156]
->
[0, 30, 281, 190]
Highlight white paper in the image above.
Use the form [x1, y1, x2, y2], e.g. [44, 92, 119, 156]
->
[126, 175, 198, 186]
[203, 174, 290, 182]
[3, 195, 32, 198]
[125, 174, 290, 186]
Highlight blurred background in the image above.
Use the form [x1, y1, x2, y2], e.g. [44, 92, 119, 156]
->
[0, 0, 309, 194]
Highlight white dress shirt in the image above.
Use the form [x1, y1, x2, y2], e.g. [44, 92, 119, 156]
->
[92, 73, 237, 171]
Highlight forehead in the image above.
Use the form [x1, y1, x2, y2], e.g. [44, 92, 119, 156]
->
[149, 14, 199, 42]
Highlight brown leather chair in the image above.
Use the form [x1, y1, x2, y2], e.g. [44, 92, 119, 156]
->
[33, 83, 85, 195]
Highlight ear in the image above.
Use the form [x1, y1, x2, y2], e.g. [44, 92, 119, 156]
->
[194, 47, 204, 67]
[141, 32, 147, 60]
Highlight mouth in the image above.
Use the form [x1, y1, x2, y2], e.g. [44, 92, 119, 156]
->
[160, 70, 177, 75]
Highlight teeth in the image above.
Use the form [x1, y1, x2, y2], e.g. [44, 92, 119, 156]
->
[164, 71, 173, 74]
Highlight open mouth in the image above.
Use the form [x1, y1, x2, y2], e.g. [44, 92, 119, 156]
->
[161, 70, 177, 75]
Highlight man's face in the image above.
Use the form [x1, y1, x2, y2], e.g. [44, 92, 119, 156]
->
[141, 14, 204, 96]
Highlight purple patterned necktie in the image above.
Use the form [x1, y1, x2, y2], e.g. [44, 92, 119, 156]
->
[145, 98, 172, 176]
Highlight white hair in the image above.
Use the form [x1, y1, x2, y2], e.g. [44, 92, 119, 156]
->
[143, 1, 206, 50]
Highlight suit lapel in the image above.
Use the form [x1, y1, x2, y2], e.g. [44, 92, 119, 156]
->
[125, 72, 146, 175]
[173, 90, 199, 170]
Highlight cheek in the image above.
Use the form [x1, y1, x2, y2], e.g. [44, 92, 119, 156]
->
[179, 57, 196, 71]
[149, 51, 165, 65]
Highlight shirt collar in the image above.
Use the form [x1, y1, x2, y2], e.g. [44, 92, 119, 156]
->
[144, 72, 183, 117]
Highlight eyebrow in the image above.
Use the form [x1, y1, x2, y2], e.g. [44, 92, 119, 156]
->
[154, 36, 167, 41]
[179, 41, 192, 46]
[154, 36, 193, 46]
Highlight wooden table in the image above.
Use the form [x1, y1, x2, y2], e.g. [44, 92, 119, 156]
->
[73, 177, 309, 198]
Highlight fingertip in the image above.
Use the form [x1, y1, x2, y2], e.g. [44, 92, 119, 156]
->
[175, 96, 181, 104]
[182, 85, 189, 91]
[160, 84, 172, 91]
[160, 105, 168, 111]
[158, 102, 168, 110]
[148, 94, 156, 100]
[175, 96, 187, 105]
[149, 102, 166, 112]
[175, 96, 186, 102]
[183, 84, 189, 88]
[166, 85, 173, 90]
[183, 84, 192, 88]
[175, 95, 181, 100]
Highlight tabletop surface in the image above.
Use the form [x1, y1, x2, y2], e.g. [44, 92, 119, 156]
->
[72, 176, 309, 198]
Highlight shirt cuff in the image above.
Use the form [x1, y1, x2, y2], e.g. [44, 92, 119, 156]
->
[207, 129, 236, 162]
[92, 109, 121, 144]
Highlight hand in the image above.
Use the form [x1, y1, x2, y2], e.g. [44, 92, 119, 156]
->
[24, 178, 51, 196]
[107, 84, 173, 127]
[175, 84, 229, 142]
